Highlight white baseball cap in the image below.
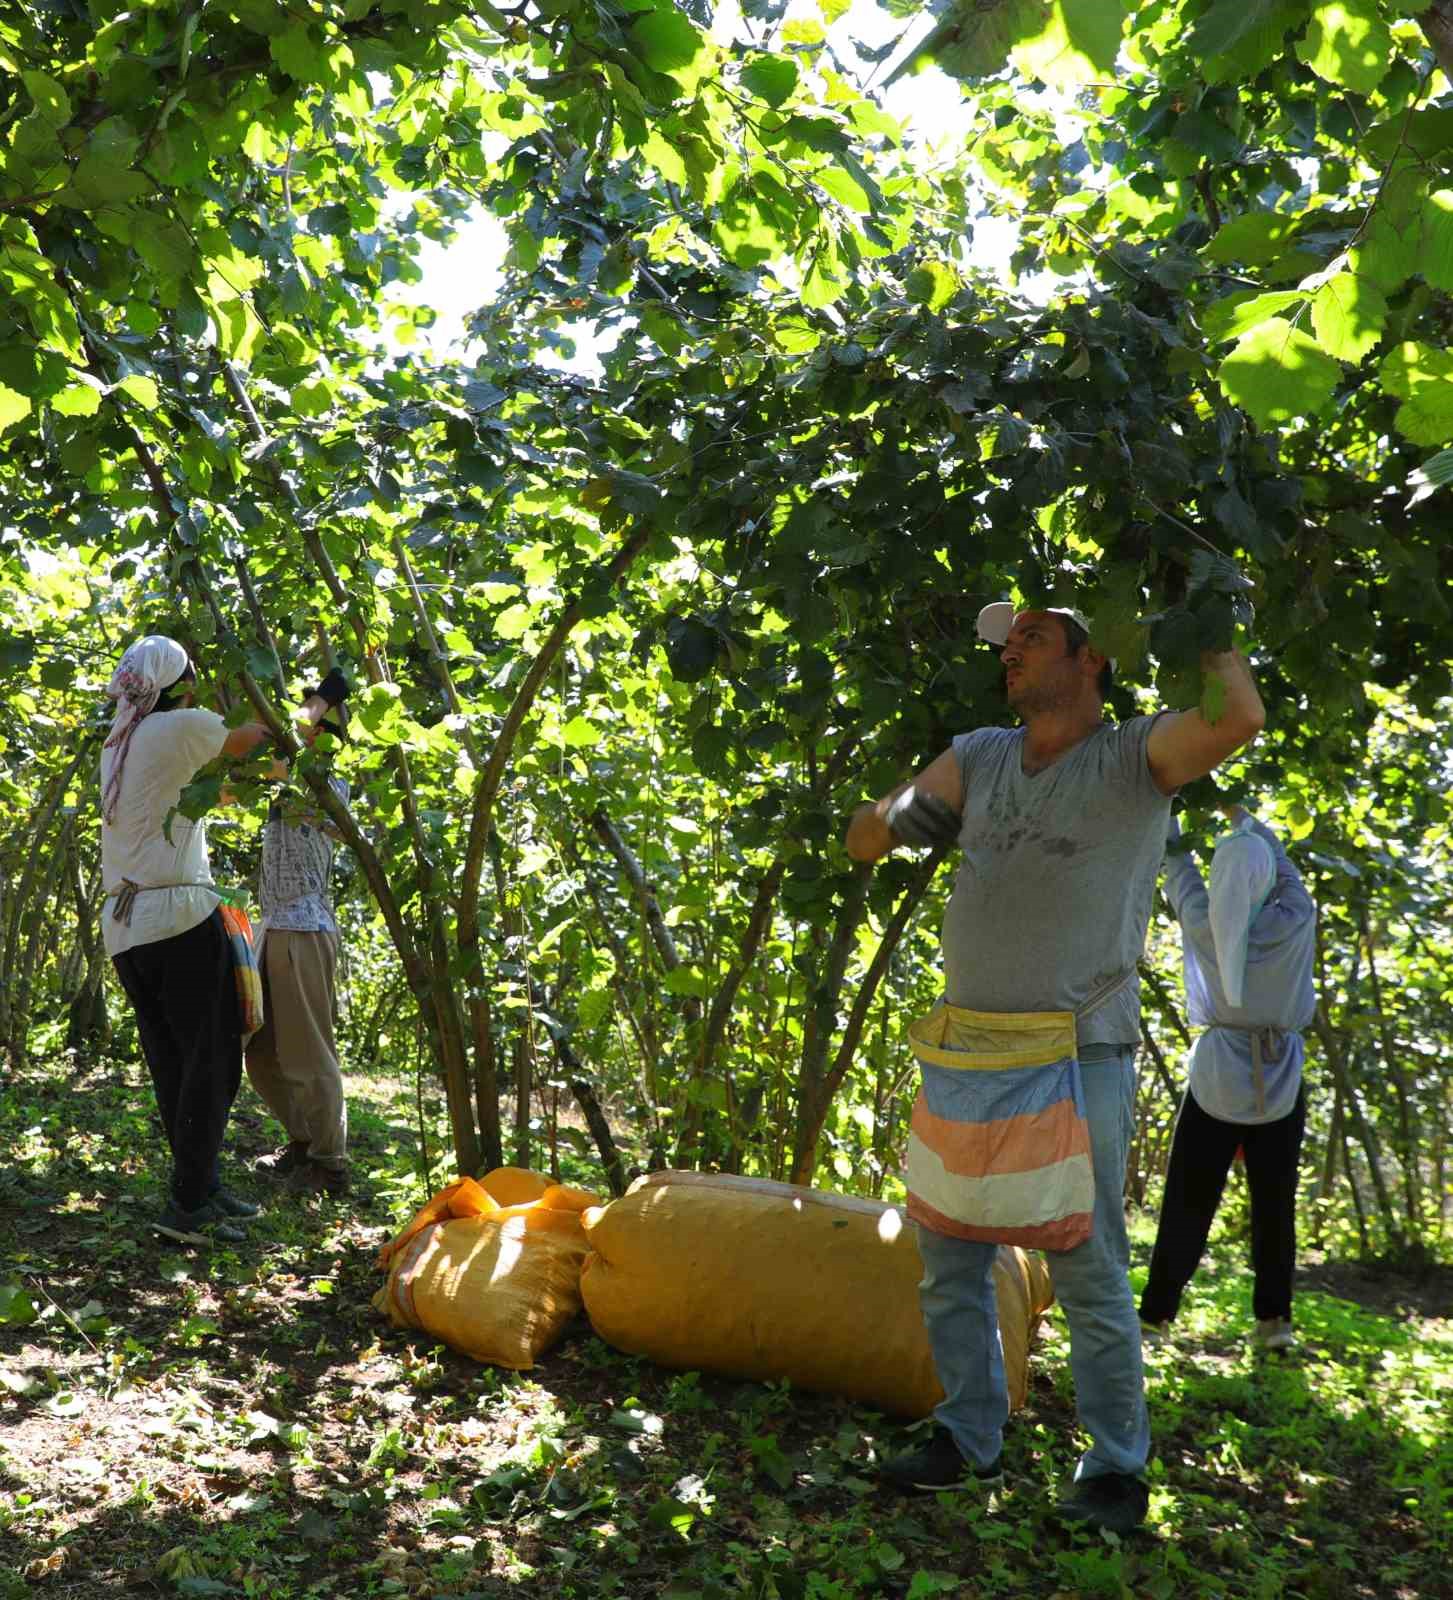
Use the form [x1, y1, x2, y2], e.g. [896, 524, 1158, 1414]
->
[975, 603, 1116, 671]
[975, 602, 1092, 645]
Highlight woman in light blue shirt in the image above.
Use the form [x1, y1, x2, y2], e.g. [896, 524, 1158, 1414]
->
[1139, 803, 1316, 1351]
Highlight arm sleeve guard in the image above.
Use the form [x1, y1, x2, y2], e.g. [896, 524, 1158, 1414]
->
[885, 787, 961, 849]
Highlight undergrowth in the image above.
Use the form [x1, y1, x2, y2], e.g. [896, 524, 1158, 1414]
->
[0, 1053, 1448, 1600]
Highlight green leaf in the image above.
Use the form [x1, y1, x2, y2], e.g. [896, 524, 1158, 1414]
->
[0, 1283, 38, 1326]
[892, 0, 1039, 83]
[716, 190, 780, 268]
[1190, 0, 1295, 72]
[212, 299, 265, 364]
[0, 383, 33, 433]
[1218, 320, 1342, 425]
[1348, 207, 1419, 293]
[906, 259, 957, 312]
[664, 615, 720, 681]
[773, 316, 820, 354]
[639, 129, 688, 187]
[493, 603, 533, 640]
[65, 154, 153, 207]
[1295, 0, 1391, 96]
[1199, 290, 1306, 345]
[1422, 190, 1453, 294]
[134, 219, 195, 282]
[905, 1573, 965, 1600]
[1010, 0, 1128, 89]
[559, 716, 598, 747]
[817, 164, 872, 213]
[1310, 273, 1387, 364]
[176, 1578, 236, 1597]
[21, 70, 71, 127]
[0, 633, 36, 671]
[116, 373, 159, 409]
[270, 23, 324, 81]
[801, 254, 847, 309]
[741, 54, 798, 108]
[577, 988, 613, 1029]
[1379, 341, 1453, 445]
[1203, 212, 1300, 267]
[631, 10, 706, 87]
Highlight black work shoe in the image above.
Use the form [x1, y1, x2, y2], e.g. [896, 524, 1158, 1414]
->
[255, 1140, 309, 1178]
[153, 1199, 248, 1246]
[881, 1424, 1003, 1493]
[1056, 1472, 1149, 1534]
[209, 1187, 262, 1220]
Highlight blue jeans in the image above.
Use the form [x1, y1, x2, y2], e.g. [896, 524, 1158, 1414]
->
[915, 1045, 1149, 1479]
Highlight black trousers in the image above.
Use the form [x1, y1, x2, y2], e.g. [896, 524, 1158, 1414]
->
[112, 910, 243, 1211]
[1140, 1084, 1306, 1326]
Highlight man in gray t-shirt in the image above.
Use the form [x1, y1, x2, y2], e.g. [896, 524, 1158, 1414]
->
[941, 715, 1171, 1047]
[846, 603, 1265, 1534]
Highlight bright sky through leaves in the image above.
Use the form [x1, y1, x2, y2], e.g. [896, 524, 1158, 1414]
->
[392, 0, 986, 363]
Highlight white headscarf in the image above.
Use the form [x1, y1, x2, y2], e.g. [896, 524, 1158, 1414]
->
[101, 635, 191, 824]
[1208, 819, 1277, 1008]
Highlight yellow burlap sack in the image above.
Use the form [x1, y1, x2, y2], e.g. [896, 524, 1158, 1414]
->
[376, 1173, 601, 1369]
[376, 1167, 567, 1270]
[478, 1166, 553, 1207]
[580, 1170, 1054, 1417]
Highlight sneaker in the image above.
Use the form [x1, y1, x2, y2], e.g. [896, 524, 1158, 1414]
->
[285, 1160, 352, 1197]
[1254, 1317, 1295, 1352]
[255, 1141, 309, 1178]
[153, 1199, 248, 1246]
[1140, 1319, 1170, 1348]
[209, 1187, 262, 1220]
[1057, 1472, 1149, 1534]
[881, 1424, 1002, 1493]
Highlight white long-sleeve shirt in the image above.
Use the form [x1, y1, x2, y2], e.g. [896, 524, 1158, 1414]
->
[1163, 816, 1316, 1124]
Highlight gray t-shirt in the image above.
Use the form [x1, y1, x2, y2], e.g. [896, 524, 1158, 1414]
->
[939, 715, 1171, 1048]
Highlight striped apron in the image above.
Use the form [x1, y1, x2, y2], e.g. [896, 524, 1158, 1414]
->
[904, 971, 1133, 1252]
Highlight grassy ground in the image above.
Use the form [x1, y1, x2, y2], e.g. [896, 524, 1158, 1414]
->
[1, 1053, 1449, 1600]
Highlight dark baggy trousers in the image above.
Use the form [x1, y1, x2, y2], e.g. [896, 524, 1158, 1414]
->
[112, 910, 243, 1211]
[1140, 1084, 1306, 1326]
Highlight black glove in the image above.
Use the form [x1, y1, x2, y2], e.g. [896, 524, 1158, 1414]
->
[1185, 550, 1255, 634]
[309, 666, 350, 708]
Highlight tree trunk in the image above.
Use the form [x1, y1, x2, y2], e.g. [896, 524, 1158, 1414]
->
[588, 806, 703, 1022]
[564, 1067, 627, 1198]
[1420, 3, 1453, 80]
[789, 849, 947, 1185]
[1311, 1004, 1401, 1246]
[10, 815, 73, 1064]
[1358, 908, 1421, 1239]
[456, 528, 651, 1171]
[1, 750, 88, 1058]
[675, 859, 786, 1166]
[512, 1030, 534, 1171]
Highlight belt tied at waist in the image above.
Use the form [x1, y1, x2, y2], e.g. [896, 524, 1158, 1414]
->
[1207, 1024, 1289, 1118]
[107, 879, 229, 926]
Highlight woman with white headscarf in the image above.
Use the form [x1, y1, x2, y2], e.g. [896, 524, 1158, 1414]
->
[1139, 803, 1316, 1352]
[101, 635, 275, 1245]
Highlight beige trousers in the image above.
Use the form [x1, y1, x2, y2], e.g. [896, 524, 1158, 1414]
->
[245, 929, 347, 1169]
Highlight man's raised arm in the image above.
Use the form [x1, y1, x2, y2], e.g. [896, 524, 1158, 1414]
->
[845, 745, 963, 863]
[1147, 649, 1265, 795]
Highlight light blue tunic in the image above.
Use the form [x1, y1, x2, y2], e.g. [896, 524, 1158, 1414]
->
[1163, 816, 1316, 1125]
